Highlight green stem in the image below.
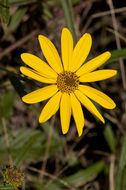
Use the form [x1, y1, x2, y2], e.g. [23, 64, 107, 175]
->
[60, 0, 77, 43]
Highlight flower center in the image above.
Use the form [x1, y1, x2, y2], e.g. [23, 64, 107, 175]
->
[57, 71, 79, 93]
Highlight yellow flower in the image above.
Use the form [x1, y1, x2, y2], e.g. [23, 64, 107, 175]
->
[20, 28, 117, 136]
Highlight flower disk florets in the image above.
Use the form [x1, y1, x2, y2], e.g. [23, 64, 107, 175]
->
[57, 71, 79, 94]
[3, 166, 24, 187]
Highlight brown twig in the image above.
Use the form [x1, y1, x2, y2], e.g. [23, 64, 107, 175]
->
[107, 27, 126, 43]
[107, 0, 126, 92]
[92, 150, 111, 157]
[0, 30, 39, 58]
[46, 144, 88, 187]
[2, 117, 13, 167]
[28, 166, 76, 190]
[104, 112, 125, 135]
[38, 116, 55, 182]
[109, 154, 115, 190]
[82, 6, 126, 33]
[2, 118, 19, 190]
[46, 164, 69, 187]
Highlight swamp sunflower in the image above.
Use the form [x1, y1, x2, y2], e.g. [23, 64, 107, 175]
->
[20, 28, 117, 136]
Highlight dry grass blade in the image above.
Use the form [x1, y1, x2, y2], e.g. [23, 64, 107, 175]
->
[109, 154, 115, 190]
[2, 117, 13, 167]
[38, 116, 54, 182]
[82, 6, 126, 33]
[0, 30, 39, 58]
[28, 166, 77, 190]
[107, 0, 126, 93]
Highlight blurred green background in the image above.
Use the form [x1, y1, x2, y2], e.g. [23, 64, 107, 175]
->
[0, 0, 126, 189]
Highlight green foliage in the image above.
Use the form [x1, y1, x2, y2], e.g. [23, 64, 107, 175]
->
[13, 131, 42, 166]
[0, 91, 14, 131]
[116, 167, 126, 190]
[34, 183, 63, 190]
[0, 0, 10, 24]
[116, 134, 126, 190]
[119, 134, 126, 171]
[9, 74, 26, 98]
[41, 121, 63, 144]
[60, 0, 77, 43]
[0, 184, 13, 189]
[0, 0, 126, 189]
[28, 162, 104, 190]
[103, 123, 117, 152]
[0, 127, 64, 164]
[9, 0, 36, 6]
[63, 161, 105, 186]
[42, 2, 53, 21]
[0, 91, 14, 121]
[8, 7, 27, 32]
[31, 175, 64, 190]
[108, 48, 126, 63]
[43, 0, 81, 7]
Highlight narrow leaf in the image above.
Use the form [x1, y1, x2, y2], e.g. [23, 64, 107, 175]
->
[119, 134, 126, 171]
[63, 161, 104, 185]
[14, 132, 40, 166]
[116, 167, 126, 190]
[104, 123, 117, 152]
[0, 184, 13, 189]
[0, 91, 13, 130]
[8, 7, 27, 32]
[0, 0, 10, 24]
[9, 74, 26, 98]
[108, 48, 126, 63]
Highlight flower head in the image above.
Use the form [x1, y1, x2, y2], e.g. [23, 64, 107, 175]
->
[20, 28, 117, 136]
[3, 166, 24, 187]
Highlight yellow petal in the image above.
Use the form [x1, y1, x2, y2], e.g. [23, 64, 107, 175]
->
[60, 93, 71, 134]
[39, 91, 62, 123]
[76, 51, 111, 76]
[79, 85, 116, 109]
[70, 93, 84, 136]
[61, 28, 73, 70]
[20, 67, 56, 84]
[70, 33, 92, 72]
[22, 85, 58, 104]
[38, 35, 63, 73]
[79, 70, 117, 82]
[21, 53, 57, 79]
[74, 90, 105, 123]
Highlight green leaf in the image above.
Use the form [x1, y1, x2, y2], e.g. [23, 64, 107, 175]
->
[60, 0, 77, 43]
[9, 0, 36, 6]
[0, 91, 14, 120]
[103, 123, 117, 152]
[0, 184, 13, 189]
[8, 7, 27, 32]
[0, 127, 63, 163]
[31, 105, 63, 148]
[120, 167, 126, 190]
[13, 131, 41, 166]
[46, 0, 81, 6]
[72, 0, 81, 4]
[116, 134, 126, 190]
[33, 180, 63, 190]
[0, 91, 14, 131]
[116, 167, 126, 190]
[119, 134, 126, 171]
[42, 2, 53, 20]
[63, 161, 105, 185]
[0, 0, 10, 24]
[9, 74, 26, 98]
[108, 48, 126, 63]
